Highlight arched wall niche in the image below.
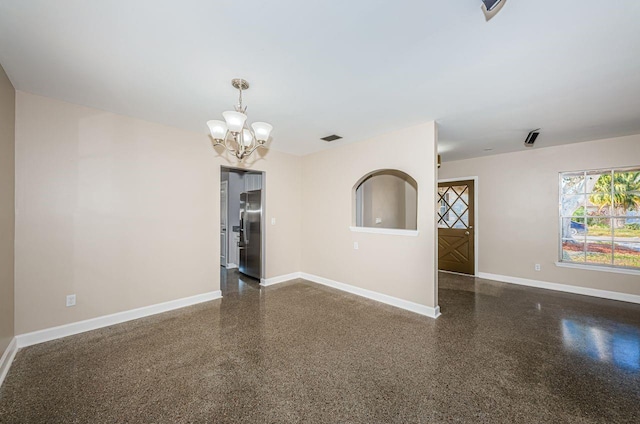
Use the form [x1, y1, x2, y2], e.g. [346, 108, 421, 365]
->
[353, 169, 418, 230]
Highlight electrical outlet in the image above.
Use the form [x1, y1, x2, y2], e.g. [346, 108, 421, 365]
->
[534, 264, 541, 271]
[66, 294, 76, 307]
[375, 217, 382, 224]
[353, 242, 359, 250]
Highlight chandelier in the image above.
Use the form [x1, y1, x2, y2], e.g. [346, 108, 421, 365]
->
[207, 79, 273, 160]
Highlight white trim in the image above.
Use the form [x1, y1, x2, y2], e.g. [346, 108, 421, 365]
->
[438, 176, 479, 276]
[349, 226, 419, 236]
[477, 272, 640, 304]
[260, 272, 302, 287]
[260, 171, 267, 280]
[0, 338, 18, 388]
[555, 261, 640, 276]
[257, 272, 440, 318]
[225, 263, 238, 270]
[16, 291, 222, 348]
[220, 179, 229, 267]
[300, 273, 441, 318]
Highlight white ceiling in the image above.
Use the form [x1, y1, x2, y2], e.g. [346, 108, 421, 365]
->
[1, 1, 639, 161]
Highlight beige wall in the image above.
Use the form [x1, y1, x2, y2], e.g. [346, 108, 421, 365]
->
[439, 134, 640, 297]
[14, 92, 301, 334]
[359, 171, 417, 230]
[0, 64, 15, 353]
[301, 123, 439, 308]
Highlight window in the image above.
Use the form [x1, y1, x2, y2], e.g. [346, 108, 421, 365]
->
[559, 167, 640, 271]
[354, 170, 417, 231]
[438, 184, 470, 229]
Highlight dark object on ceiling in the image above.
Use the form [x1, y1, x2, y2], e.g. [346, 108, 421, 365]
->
[321, 135, 342, 142]
[524, 129, 540, 147]
[482, 0, 507, 21]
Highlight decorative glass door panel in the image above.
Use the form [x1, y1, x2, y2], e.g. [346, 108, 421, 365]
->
[438, 180, 475, 275]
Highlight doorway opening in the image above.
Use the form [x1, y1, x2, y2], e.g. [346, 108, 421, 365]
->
[220, 167, 265, 284]
[437, 177, 477, 276]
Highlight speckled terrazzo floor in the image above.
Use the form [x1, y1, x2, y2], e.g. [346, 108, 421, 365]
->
[1, 270, 639, 423]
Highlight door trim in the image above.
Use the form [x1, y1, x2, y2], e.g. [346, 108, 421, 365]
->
[438, 176, 478, 276]
[220, 180, 228, 267]
[221, 166, 266, 280]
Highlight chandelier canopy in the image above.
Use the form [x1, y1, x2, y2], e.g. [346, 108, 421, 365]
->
[207, 79, 273, 160]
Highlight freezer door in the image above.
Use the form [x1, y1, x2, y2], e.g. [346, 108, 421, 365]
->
[239, 192, 248, 275]
[239, 190, 262, 279]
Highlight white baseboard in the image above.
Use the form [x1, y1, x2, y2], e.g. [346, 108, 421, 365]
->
[477, 272, 640, 304]
[300, 273, 441, 319]
[226, 263, 238, 270]
[16, 290, 222, 349]
[260, 272, 302, 287]
[257, 271, 440, 318]
[0, 337, 18, 388]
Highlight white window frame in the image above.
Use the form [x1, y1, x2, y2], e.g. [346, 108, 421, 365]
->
[557, 166, 640, 274]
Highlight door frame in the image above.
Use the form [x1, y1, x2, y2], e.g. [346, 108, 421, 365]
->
[220, 166, 266, 281]
[437, 176, 479, 276]
[220, 180, 229, 267]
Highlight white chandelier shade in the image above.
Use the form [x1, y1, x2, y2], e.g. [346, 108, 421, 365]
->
[251, 122, 273, 142]
[208, 79, 273, 160]
[241, 129, 253, 147]
[222, 111, 247, 133]
[206, 120, 227, 140]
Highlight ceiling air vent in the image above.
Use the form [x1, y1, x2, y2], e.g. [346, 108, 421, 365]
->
[482, 0, 507, 21]
[524, 129, 540, 147]
[321, 134, 342, 142]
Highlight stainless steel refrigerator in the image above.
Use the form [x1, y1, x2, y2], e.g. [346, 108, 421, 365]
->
[239, 190, 262, 279]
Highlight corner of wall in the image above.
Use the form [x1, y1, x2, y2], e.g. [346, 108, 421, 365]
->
[0, 61, 16, 356]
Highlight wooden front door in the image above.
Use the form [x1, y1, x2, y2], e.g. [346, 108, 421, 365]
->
[438, 179, 475, 275]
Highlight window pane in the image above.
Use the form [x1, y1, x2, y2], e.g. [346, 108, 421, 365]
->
[561, 195, 585, 217]
[613, 218, 640, 241]
[611, 168, 640, 215]
[561, 173, 585, 195]
[562, 217, 586, 240]
[562, 239, 585, 263]
[438, 185, 469, 229]
[614, 242, 640, 268]
[585, 201, 612, 217]
[586, 172, 612, 216]
[585, 241, 613, 266]
[585, 171, 609, 194]
[451, 194, 468, 216]
[452, 211, 468, 229]
[560, 168, 640, 270]
[586, 217, 611, 237]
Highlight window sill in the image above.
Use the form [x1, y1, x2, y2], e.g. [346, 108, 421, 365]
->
[349, 226, 419, 236]
[555, 261, 640, 276]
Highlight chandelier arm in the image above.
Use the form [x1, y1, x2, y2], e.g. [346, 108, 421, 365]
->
[242, 139, 267, 158]
[223, 135, 238, 155]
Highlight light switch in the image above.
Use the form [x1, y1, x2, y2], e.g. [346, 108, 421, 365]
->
[271, 218, 276, 225]
[353, 242, 359, 250]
